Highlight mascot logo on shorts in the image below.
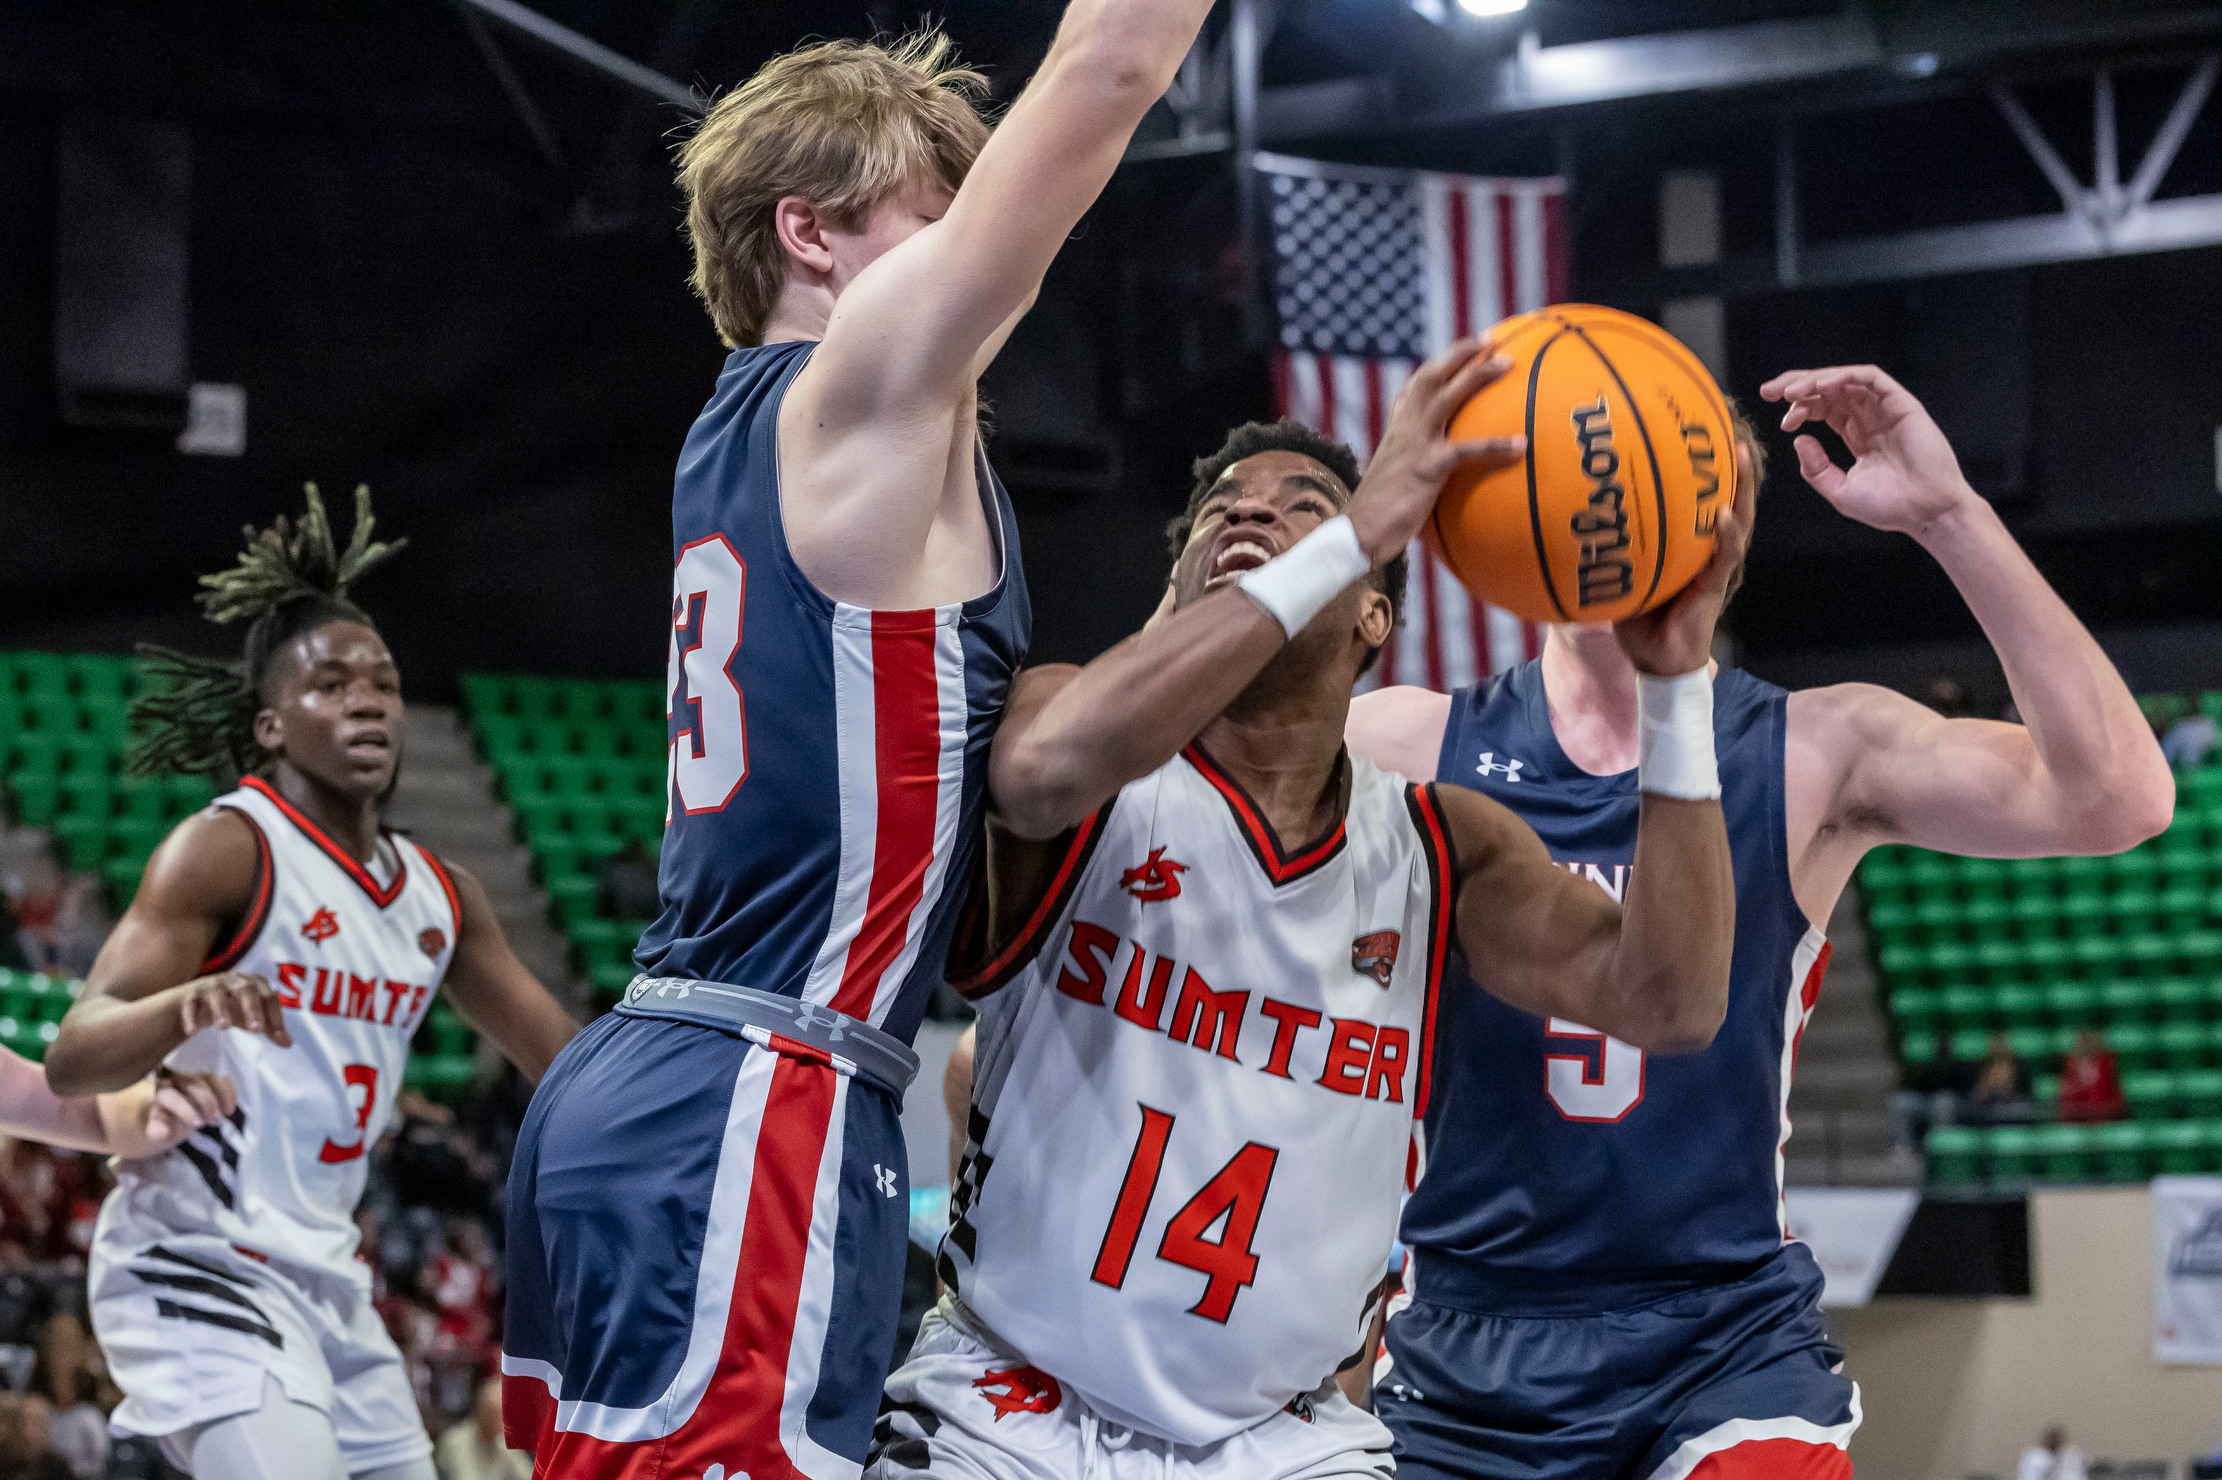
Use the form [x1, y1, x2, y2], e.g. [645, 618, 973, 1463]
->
[1120, 848, 1187, 904]
[419, 927, 446, 959]
[1351, 930, 1401, 987]
[973, 1366, 1062, 1421]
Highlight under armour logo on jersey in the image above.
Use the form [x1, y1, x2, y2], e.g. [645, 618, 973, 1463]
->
[701, 1466, 750, 1480]
[973, 1366, 1062, 1421]
[874, 1164, 900, 1198]
[1351, 930, 1401, 987]
[300, 907, 341, 944]
[1120, 847, 1188, 903]
[1475, 752, 1525, 783]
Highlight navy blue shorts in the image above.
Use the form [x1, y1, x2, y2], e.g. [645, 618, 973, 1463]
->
[502, 1011, 910, 1479]
[1377, 1247, 1858, 1480]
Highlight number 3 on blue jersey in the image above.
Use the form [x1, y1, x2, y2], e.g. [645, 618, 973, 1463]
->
[1543, 1018, 1646, 1122]
[670, 535, 748, 814]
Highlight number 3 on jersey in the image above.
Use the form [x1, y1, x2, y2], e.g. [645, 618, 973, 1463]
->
[670, 535, 747, 814]
[1090, 1104, 1280, 1323]
[1544, 1018, 1646, 1122]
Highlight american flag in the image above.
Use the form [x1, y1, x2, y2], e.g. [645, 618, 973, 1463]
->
[1261, 152, 1569, 692]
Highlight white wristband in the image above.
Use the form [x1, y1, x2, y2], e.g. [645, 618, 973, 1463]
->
[1236, 515, 1371, 640]
[1637, 668, 1720, 801]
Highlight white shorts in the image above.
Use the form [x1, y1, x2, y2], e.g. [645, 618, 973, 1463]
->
[89, 1231, 431, 1474]
[866, 1301, 1394, 1480]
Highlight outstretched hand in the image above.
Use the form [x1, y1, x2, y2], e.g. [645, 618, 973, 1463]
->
[1344, 338, 1527, 567]
[98, 1069, 239, 1160]
[176, 971, 292, 1048]
[1759, 364, 1976, 537]
[1612, 442, 1757, 677]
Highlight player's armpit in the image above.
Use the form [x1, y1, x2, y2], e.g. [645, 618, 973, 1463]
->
[438, 862, 578, 1084]
[47, 808, 272, 1096]
[1437, 784, 1734, 1055]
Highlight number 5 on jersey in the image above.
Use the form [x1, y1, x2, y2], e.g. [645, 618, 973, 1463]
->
[1090, 1104, 1280, 1324]
[1544, 1018, 1646, 1122]
[670, 535, 748, 814]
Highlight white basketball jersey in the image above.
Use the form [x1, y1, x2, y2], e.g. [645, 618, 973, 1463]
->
[941, 746, 1454, 1447]
[102, 776, 459, 1279]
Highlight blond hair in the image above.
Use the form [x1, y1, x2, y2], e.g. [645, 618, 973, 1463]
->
[677, 31, 991, 348]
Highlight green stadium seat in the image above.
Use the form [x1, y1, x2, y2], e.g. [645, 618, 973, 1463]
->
[532, 837, 582, 884]
[2098, 979, 2155, 1022]
[2182, 1068, 2222, 1119]
[1927, 941, 1975, 980]
[1993, 982, 2047, 1028]
[2006, 857, 2058, 894]
[1986, 1124, 2039, 1183]
[403, 1054, 476, 1098]
[49, 817, 105, 871]
[2032, 1123, 2094, 1182]
[589, 961, 637, 999]
[544, 875, 598, 930]
[2143, 694, 2191, 727]
[2093, 1121, 2152, 1182]
[103, 855, 147, 907]
[167, 774, 216, 814]
[2021, 938, 2073, 981]
[1949, 1028, 1993, 1063]
[2155, 1121, 2213, 1175]
[2107, 1022, 2160, 1071]
[55, 772, 112, 820]
[113, 774, 166, 823]
[1899, 1030, 1940, 1066]
[2032, 1072, 2061, 1103]
[572, 830, 626, 868]
[1913, 898, 1962, 939]
[2125, 1069, 2178, 1119]
[2044, 980, 2099, 1021]
[1963, 897, 2014, 942]
[1878, 942, 1922, 983]
[2154, 975, 2208, 1020]
[512, 678, 564, 723]
[2175, 931, 2222, 976]
[461, 674, 512, 718]
[2159, 1019, 2210, 1069]
[1888, 985, 1941, 1029]
[2059, 856, 2107, 893]
[6, 773, 57, 825]
[2160, 888, 2209, 932]
[2004, 1025, 2052, 1064]
[1925, 1124, 1984, 1186]
[2108, 851, 2161, 890]
[1906, 853, 1956, 893]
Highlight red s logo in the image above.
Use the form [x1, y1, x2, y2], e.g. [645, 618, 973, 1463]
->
[1120, 848, 1188, 903]
[972, 1366, 1062, 1421]
[301, 908, 341, 944]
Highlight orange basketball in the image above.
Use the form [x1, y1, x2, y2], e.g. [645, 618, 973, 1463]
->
[1426, 304, 1736, 626]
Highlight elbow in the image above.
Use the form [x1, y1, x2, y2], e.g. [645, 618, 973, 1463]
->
[1059, 35, 1184, 105]
[994, 744, 1094, 843]
[42, 1037, 101, 1099]
[1618, 975, 1731, 1057]
[2073, 764, 2177, 855]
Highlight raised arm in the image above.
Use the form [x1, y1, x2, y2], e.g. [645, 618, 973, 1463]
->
[989, 342, 1524, 839]
[46, 810, 290, 1097]
[1762, 366, 2174, 879]
[1431, 468, 1753, 1053]
[1437, 785, 1733, 1053]
[814, 3, 1213, 412]
[436, 863, 578, 1084]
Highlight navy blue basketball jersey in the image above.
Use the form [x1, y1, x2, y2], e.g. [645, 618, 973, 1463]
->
[1404, 659, 1830, 1312]
[638, 342, 1030, 1046]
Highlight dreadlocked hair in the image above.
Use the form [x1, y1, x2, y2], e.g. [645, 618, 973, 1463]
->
[127, 483, 406, 779]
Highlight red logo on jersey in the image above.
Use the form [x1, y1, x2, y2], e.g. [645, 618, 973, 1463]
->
[301, 908, 341, 944]
[1351, 930, 1400, 987]
[419, 927, 446, 959]
[1120, 848, 1187, 903]
[972, 1366, 1061, 1421]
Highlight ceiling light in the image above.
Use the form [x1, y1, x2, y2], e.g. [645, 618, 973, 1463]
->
[1457, 0, 1527, 15]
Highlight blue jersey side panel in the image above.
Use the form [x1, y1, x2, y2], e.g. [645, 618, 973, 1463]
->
[637, 343, 1030, 1046]
[1405, 661, 1827, 1311]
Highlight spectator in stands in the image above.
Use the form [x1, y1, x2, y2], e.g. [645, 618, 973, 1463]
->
[596, 837, 660, 923]
[0, 789, 51, 912]
[433, 1378, 529, 1480]
[2058, 1026, 2127, 1123]
[0, 1392, 76, 1480]
[29, 1314, 106, 1480]
[2018, 1426, 2088, 1480]
[1, 840, 60, 978]
[2163, 710, 2219, 770]
[0, 903, 27, 975]
[38, 878, 106, 983]
[1966, 1031, 2034, 1125]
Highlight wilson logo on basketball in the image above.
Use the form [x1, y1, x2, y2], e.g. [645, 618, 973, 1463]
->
[1568, 396, 1634, 608]
[972, 1365, 1061, 1421]
[1351, 930, 1400, 987]
[419, 927, 446, 960]
[301, 908, 341, 944]
[1120, 848, 1188, 903]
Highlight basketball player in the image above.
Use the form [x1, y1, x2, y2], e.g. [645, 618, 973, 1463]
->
[46, 488, 579, 1480]
[501, 12, 1233, 1478]
[1345, 364, 2175, 1480]
[865, 336, 1753, 1477]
